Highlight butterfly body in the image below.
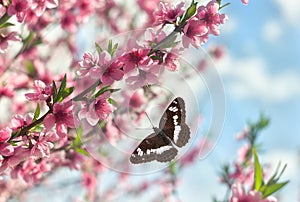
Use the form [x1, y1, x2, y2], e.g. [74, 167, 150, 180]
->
[130, 97, 190, 164]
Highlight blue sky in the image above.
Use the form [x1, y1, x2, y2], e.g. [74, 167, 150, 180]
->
[177, 0, 300, 201]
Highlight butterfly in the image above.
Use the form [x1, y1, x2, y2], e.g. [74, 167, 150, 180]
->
[130, 97, 190, 164]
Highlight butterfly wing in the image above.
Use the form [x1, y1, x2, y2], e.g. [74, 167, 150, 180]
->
[130, 131, 178, 164]
[159, 97, 190, 147]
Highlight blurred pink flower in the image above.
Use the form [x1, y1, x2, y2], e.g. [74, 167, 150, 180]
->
[236, 126, 250, 140]
[183, 18, 208, 48]
[82, 172, 97, 201]
[44, 101, 78, 138]
[60, 10, 77, 32]
[129, 90, 146, 109]
[241, 0, 249, 5]
[7, 0, 29, 22]
[0, 85, 14, 98]
[20, 158, 51, 184]
[25, 80, 52, 101]
[196, 0, 228, 36]
[31, 0, 58, 16]
[230, 183, 277, 202]
[0, 127, 12, 142]
[237, 144, 250, 163]
[0, 32, 21, 53]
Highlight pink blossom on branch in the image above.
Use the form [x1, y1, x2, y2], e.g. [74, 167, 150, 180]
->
[25, 80, 52, 101]
[7, 0, 29, 22]
[44, 101, 78, 138]
[0, 127, 12, 142]
[154, 2, 185, 26]
[183, 18, 208, 48]
[119, 48, 153, 73]
[78, 94, 114, 126]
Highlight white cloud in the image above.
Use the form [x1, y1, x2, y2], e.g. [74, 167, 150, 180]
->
[274, 0, 300, 27]
[217, 55, 300, 103]
[262, 20, 283, 44]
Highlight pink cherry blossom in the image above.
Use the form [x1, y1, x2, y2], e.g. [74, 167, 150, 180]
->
[25, 80, 52, 101]
[0, 142, 14, 156]
[101, 61, 124, 85]
[31, 0, 58, 16]
[154, 2, 185, 26]
[0, 127, 12, 142]
[125, 65, 162, 89]
[230, 183, 277, 202]
[78, 52, 100, 77]
[119, 49, 152, 73]
[7, 0, 29, 22]
[0, 32, 21, 53]
[10, 114, 33, 131]
[164, 51, 180, 71]
[183, 18, 208, 48]
[79, 94, 114, 126]
[196, 0, 228, 36]
[30, 132, 54, 158]
[44, 101, 78, 138]
[7, 146, 30, 168]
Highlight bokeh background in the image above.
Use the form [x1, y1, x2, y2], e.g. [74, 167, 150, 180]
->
[21, 0, 299, 201]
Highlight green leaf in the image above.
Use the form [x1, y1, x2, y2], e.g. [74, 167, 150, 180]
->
[107, 40, 113, 54]
[24, 60, 36, 76]
[98, 120, 106, 129]
[95, 42, 103, 54]
[61, 87, 74, 100]
[55, 74, 68, 102]
[33, 103, 40, 121]
[94, 85, 110, 98]
[108, 98, 117, 106]
[0, 14, 11, 27]
[52, 81, 58, 102]
[253, 149, 264, 190]
[181, 0, 197, 23]
[111, 43, 118, 56]
[219, 3, 231, 10]
[262, 181, 289, 198]
[0, 22, 15, 29]
[74, 147, 90, 156]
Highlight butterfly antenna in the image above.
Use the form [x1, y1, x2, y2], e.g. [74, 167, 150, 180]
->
[145, 112, 155, 129]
